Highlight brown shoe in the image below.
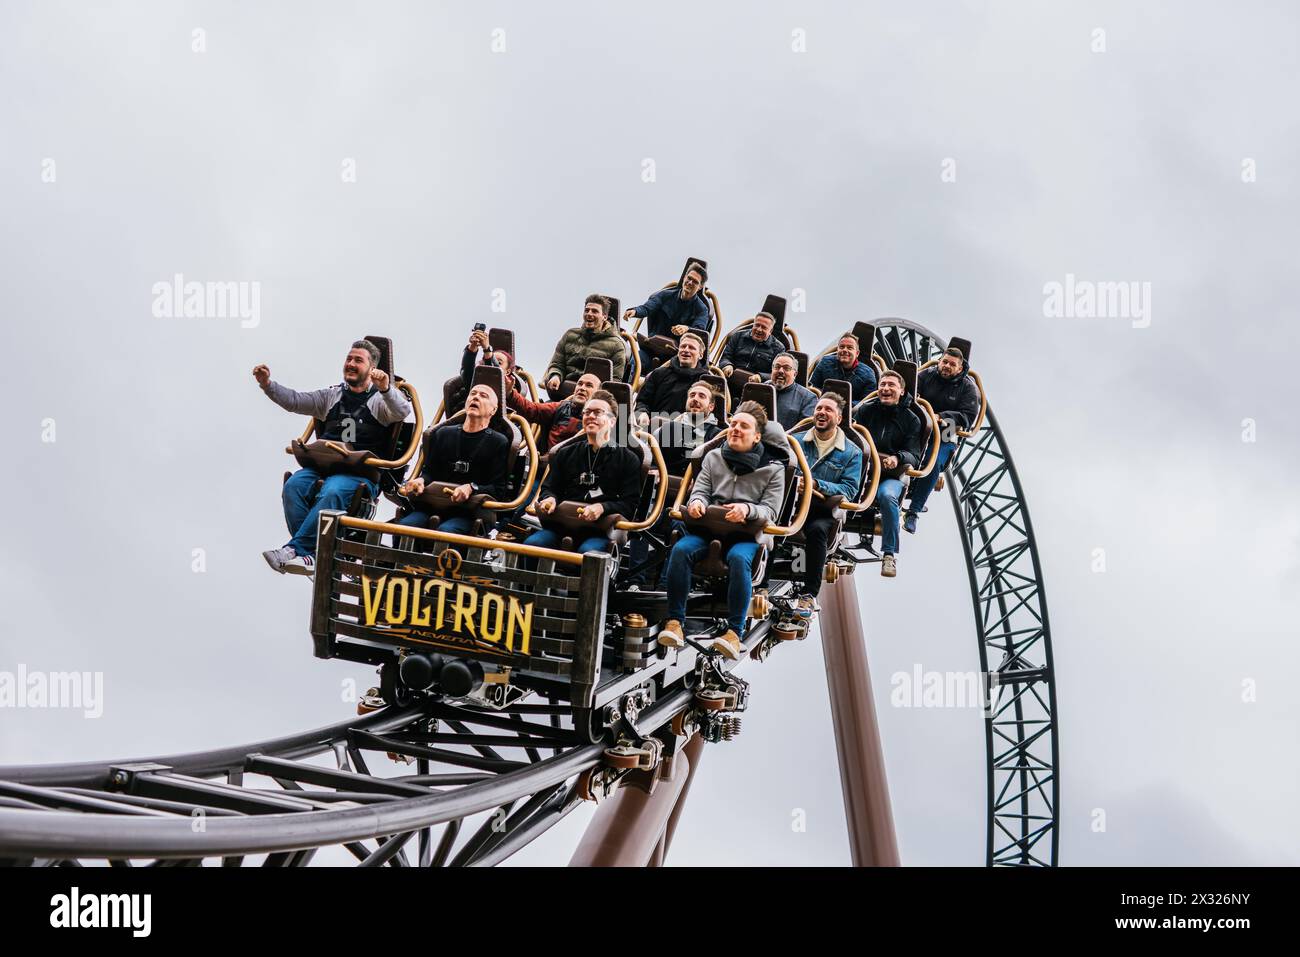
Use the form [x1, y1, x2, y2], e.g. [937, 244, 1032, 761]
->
[881, 554, 897, 578]
[712, 630, 742, 660]
[658, 619, 685, 649]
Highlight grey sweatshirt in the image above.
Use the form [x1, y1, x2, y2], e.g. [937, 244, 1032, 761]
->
[262, 380, 412, 425]
[686, 428, 788, 527]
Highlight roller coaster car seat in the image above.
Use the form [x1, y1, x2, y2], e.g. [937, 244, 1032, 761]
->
[700, 372, 730, 419]
[398, 365, 523, 533]
[551, 356, 614, 400]
[287, 335, 415, 511]
[676, 422, 799, 585]
[738, 381, 777, 423]
[636, 256, 715, 373]
[785, 379, 870, 555]
[536, 382, 661, 552]
[790, 350, 811, 388]
[441, 327, 526, 419]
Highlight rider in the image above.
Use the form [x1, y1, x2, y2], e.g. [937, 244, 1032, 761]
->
[510, 371, 602, 453]
[810, 332, 877, 400]
[633, 331, 709, 429]
[256, 339, 412, 577]
[904, 347, 980, 533]
[769, 352, 818, 429]
[658, 401, 787, 661]
[544, 295, 626, 391]
[718, 309, 784, 393]
[792, 392, 863, 616]
[625, 263, 710, 371]
[394, 384, 510, 536]
[852, 370, 923, 578]
[527, 390, 642, 555]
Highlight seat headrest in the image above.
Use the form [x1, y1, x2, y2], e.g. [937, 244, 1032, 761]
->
[601, 294, 621, 326]
[891, 359, 918, 396]
[600, 379, 632, 413]
[363, 334, 394, 377]
[850, 322, 876, 359]
[488, 328, 515, 358]
[469, 364, 509, 428]
[738, 382, 777, 422]
[820, 377, 853, 409]
[948, 336, 972, 363]
[789, 350, 810, 386]
[759, 294, 787, 332]
[584, 356, 614, 383]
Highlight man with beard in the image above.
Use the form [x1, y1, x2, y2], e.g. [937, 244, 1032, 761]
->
[625, 262, 711, 371]
[658, 401, 787, 661]
[852, 370, 924, 578]
[792, 392, 863, 616]
[394, 384, 510, 536]
[544, 295, 626, 390]
[810, 332, 877, 400]
[509, 371, 602, 454]
[769, 352, 818, 429]
[627, 381, 724, 590]
[527, 391, 643, 556]
[633, 331, 709, 429]
[904, 347, 980, 533]
[718, 309, 785, 394]
[255, 339, 412, 577]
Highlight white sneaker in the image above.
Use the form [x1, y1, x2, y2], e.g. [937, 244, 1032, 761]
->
[283, 554, 316, 579]
[262, 545, 296, 573]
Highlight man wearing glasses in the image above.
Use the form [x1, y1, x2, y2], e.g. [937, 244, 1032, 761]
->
[525, 390, 642, 555]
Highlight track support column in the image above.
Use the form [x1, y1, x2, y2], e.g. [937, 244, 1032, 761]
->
[568, 747, 692, 867]
[818, 572, 900, 866]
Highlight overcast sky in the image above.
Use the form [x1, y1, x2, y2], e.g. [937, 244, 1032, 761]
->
[3, 1, 1298, 866]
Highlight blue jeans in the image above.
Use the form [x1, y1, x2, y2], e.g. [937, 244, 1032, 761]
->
[523, 527, 611, 556]
[876, 478, 905, 556]
[283, 468, 378, 557]
[665, 534, 761, 635]
[395, 511, 474, 537]
[907, 441, 956, 515]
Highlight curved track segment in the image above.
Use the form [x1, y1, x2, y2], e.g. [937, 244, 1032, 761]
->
[870, 318, 1059, 866]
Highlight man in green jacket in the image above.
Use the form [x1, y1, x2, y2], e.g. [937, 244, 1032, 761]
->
[544, 294, 627, 390]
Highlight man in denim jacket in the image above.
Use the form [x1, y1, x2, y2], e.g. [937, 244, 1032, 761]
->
[793, 392, 863, 616]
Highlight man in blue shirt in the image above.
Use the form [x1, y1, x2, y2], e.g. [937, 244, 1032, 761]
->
[810, 332, 877, 402]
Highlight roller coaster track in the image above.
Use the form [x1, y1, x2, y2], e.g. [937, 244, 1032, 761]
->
[0, 319, 1057, 867]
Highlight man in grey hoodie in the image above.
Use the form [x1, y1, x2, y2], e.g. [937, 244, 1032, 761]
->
[254, 339, 412, 577]
[658, 400, 787, 660]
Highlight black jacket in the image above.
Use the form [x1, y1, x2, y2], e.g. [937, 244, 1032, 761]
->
[654, 413, 723, 475]
[917, 361, 980, 433]
[853, 393, 925, 477]
[422, 423, 510, 499]
[541, 438, 643, 520]
[634, 358, 709, 420]
[719, 329, 785, 376]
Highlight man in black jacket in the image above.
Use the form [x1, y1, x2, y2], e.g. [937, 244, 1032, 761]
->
[853, 370, 924, 578]
[526, 390, 643, 555]
[633, 331, 708, 428]
[718, 310, 784, 395]
[904, 347, 980, 534]
[393, 384, 510, 537]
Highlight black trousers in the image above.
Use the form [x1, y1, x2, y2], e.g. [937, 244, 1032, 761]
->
[801, 515, 837, 597]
